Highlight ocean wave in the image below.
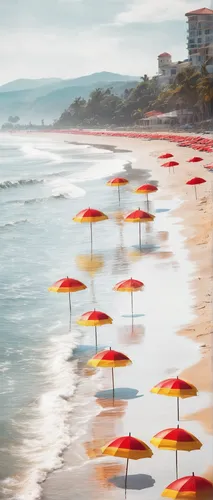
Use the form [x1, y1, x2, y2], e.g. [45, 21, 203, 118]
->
[0, 219, 28, 229]
[21, 143, 63, 164]
[0, 178, 43, 190]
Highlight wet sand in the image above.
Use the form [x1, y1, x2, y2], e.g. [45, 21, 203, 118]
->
[13, 131, 213, 497]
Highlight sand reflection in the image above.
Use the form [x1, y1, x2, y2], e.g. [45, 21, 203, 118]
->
[93, 463, 125, 489]
[118, 324, 145, 345]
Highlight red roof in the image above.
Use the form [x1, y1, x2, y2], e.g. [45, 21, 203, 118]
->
[158, 52, 171, 58]
[186, 8, 213, 16]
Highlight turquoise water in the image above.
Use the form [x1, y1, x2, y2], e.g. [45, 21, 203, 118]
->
[0, 133, 145, 499]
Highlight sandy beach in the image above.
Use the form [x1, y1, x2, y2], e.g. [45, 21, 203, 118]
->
[2, 130, 212, 499]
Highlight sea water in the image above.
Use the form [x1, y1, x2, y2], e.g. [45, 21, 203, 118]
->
[0, 133, 135, 499]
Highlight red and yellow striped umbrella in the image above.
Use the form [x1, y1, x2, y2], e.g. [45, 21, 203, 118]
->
[151, 426, 202, 479]
[113, 278, 144, 321]
[151, 377, 198, 422]
[124, 208, 155, 249]
[48, 277, 87, 329]
[77, 309, 112, 351]
[73, 208, 108, 254]
[102, 433, 153, 494]
[107, 177, 129, 205]
[87, 347, 132, 397]
[162, 473, 213, 499]
[134, 184, 158, 209]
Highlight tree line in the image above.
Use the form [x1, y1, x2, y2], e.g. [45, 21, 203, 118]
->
[55, 66, 213, 128]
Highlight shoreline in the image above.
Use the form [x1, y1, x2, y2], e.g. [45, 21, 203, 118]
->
[2, 130, 212, 497]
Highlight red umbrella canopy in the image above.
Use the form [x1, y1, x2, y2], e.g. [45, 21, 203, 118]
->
[73, 208, 108, 223]
[87, 348, 132, 367]
[102, 435, 153, 460]
[159, 153, 174, 159]
[187, 156, 203, 163]
[151, 378, 198, 398]
[77, 310, 112, 326]
[48, 277, 87, 293]
[107, 177, 129, 186]
[161, 161, 179, 167]
[151, 427, 202, 451]
[114, 278, 144, 292]
[186, 177, 206, 186]
[135, 184, 158, 194]
[125, 208, 155, 222]
[162, 473, 213, 499]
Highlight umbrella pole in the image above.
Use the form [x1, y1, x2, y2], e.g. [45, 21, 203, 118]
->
[175, 450, 179, 479]
[139, 222, 142, 250]
[68, 292, 72, 331]
[177, 397, 180, 422]
[146, 193, 149, 211]
[112, 368, 115, 400]
[131, 291, 134, 328]
[90, 222, 93, 257]
[94, 326, 98, 352]
[125, 458, 129, 497]
[118, 185, 121, 206]
[194, 185, 197, 200]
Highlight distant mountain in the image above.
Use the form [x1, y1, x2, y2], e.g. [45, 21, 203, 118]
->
[0, 72, 140, 124]
[0, 72, 139, 93]
[0, 78, 62, 93]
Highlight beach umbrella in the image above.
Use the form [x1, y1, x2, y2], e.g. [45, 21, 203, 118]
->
[77, 309, 112, 351]
[107, 177, 129, 205]
[102, 433, 153, 495]
[73, 208, 108, 255]
[159, 153, 174, 159]
[134, 184, 158, 209]
[187, 156, 203, 163]
[87, 347, 132, 398]
[161, 161, 179, 173]
[161, 473, 213, 499]
[48, 277, 87, 329]
[186, 177, 206, 200]
[124, 208, 155, 250]
[113, 278, 144, 321]
[151, 426, 202, 479]
[151, 377, 198, 422]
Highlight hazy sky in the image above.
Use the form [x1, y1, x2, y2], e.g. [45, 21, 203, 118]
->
[0, 0, 211, 83]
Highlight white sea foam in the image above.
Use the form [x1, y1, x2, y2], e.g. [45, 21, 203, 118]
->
[21, 144, 63, 163]
[71, 158, 128, 183]
[50, 178, 86, 198]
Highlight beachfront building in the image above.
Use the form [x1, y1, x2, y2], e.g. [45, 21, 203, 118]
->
[186, 7, 213, 73]
[157, 52, 189, 88]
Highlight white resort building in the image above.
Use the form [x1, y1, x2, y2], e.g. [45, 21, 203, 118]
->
[186, 7, 213, 72]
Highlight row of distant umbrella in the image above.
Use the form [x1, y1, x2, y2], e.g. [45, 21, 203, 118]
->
[51, 128, 213, 153]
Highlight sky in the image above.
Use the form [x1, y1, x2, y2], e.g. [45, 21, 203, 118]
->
[0, 0, 212, 84]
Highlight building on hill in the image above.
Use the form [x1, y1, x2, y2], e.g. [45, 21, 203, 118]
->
[186, 7, 213, 72]
[157, 52, 189, 88]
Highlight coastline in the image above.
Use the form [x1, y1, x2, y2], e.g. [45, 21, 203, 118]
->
[3, 130, 212, 497]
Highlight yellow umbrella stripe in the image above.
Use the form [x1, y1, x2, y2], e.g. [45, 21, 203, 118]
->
[101, 447, 153, 460]
[151, 388, 197, 398]
[77, 318, 112, 326]
[73, 215, 108, 223]
[87, 359, 132, 368]
[150, 438, 202, 451]
[125, 216, 155, 223]
[162, 489, 196, 498]
[48, 286, 85, 293]
[113, 287, 142, 292]
[107, 181, 128, 186]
